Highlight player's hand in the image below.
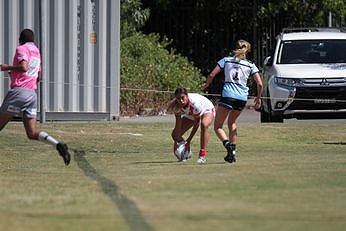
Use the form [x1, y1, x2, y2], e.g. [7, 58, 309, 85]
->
[185, 140, 191, 151]
[0, 64, 9, 71]
[201, 83, 208, 92]
[254, 97, 261, 110]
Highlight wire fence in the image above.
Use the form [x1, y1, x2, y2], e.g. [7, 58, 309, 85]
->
[1, 74, 346, 116]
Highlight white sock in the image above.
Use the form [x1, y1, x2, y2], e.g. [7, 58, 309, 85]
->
[38, 131, 59, 147]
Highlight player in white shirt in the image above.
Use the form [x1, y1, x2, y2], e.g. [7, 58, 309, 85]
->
[168, 88, 215, 163]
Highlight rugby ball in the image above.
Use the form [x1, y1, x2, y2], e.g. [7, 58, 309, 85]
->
[174, 141, 192, 161]
[174, 141, 186, 161]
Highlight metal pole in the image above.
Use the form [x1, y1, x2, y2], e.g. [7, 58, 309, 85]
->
[109, 0, 120, 121]
[39, 0, 46, 123]
[328, 0, 332, 28]
[252, 0, 258, 65]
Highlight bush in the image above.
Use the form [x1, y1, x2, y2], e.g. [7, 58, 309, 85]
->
[120, 32, 203, 116]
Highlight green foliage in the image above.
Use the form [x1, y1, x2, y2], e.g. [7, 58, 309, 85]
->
[258, 0, 346, 27]
[120, 32, 203, 115]
[120, 0, 150, 37]
[120, 0, 203, 115]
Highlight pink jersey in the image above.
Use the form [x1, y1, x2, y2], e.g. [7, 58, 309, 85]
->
[10, 42, 41, 90]
[182, 93, 215, 120]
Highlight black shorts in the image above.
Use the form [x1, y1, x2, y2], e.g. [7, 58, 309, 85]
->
[218, 97, 247, 111]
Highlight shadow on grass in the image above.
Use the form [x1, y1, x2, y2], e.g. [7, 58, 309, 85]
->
[132, 160, 228, 165]
[132, 160, 178, 164]
[73, 149, 153, 231]
[323, 141, 346, 145]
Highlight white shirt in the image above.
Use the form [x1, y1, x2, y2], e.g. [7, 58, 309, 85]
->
[181, 93, 214, 120]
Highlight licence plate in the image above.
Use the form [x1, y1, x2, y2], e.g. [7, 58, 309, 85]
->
[314, 99, 336, 104]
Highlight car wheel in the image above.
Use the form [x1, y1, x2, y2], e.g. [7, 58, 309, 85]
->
[269, 112, 284, 123]
[260, 106, 270, 122]
[262, 92, 284, 123]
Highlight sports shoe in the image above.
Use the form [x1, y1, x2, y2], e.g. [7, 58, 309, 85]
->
[224, 147, 236, 163]
[197, 155, 206, 164]
[56, 142, 71, 166]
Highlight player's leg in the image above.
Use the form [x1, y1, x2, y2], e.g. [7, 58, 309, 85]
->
[0, 112, 13, 131]
[224, 98, 247, 163]
[213, 106, 229, 142]
[223, 110, 242, 163]
[214, 106, 237, 163]
[197, 112, 214, 164]
[22, 118, 71, 165]
[0, 90, 17, 131]
[227, 110, 242, 144]
[22, 117, 40, 140]
[21, 88, 70, 165]
[199, 112, 214, 151]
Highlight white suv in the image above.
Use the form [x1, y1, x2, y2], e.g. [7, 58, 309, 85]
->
[261, 28, 346, 122]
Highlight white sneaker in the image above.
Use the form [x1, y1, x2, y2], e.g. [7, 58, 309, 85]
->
[197, 156, 206, 164]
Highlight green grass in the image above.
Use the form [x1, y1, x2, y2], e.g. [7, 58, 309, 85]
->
[0, 121, 346, 231]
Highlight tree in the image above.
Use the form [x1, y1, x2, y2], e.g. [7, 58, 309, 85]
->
[258, 0, 346, 27]
[120, 0, 150, 37]
[120, 0, 203, 115]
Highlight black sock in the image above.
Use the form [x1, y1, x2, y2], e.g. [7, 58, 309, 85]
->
[223, 140, 236, 151]
[231, 143, 236, 150]
[223, 140, 230, 149]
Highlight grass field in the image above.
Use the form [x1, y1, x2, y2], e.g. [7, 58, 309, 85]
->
[0, 120, 346, 231]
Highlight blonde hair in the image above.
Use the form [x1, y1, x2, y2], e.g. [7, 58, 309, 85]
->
[233, 39, 251, 60]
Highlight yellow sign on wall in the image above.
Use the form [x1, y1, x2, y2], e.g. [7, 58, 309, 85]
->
[90, 33, 97, 44]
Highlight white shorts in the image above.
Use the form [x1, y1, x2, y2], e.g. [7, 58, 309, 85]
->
[182, 107, 215, 121]
[0, 87, 37, 118]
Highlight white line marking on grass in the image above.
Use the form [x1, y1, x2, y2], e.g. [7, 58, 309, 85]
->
[117, 133, 143, 136]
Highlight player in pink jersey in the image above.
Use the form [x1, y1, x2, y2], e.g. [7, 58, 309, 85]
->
[168, 88, 215, 164]
[0, 29, 71, 165]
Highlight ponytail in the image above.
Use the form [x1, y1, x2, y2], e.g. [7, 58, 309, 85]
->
[233, 40, 251, 60]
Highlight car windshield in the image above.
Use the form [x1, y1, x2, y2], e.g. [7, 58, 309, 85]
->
[278, 40, 346, 64]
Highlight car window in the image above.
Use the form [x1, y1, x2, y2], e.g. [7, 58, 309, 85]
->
[278, 40, 346, 64]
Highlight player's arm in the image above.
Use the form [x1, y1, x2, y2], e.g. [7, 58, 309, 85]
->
[172, 113, 184, 142]
[0, 60, 28, 72]
[253, 72, 263, 110]
[202, 65, 222, 91]
[37, 71, 41, 82]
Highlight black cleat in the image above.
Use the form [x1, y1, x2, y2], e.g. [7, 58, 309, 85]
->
[224, 147, 236, 163]
[56, 142, 71, 166]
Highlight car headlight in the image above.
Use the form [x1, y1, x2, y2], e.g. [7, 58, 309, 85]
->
[274, 77, 302, 87]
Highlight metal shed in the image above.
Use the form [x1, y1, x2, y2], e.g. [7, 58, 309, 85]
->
[0, 0, 120, 121]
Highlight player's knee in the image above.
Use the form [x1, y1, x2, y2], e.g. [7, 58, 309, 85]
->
[26, 131, 38, 140]
[201, 122, 210, 132]
[213, 123, 221, 133]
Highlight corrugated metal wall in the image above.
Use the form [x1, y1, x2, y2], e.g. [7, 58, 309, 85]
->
[0, 0, 120, 121]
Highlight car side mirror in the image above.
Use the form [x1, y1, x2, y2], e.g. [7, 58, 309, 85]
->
[264, 56, 273, 66]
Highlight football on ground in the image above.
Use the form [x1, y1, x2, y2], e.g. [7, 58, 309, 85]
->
[174, 141, 191, 161]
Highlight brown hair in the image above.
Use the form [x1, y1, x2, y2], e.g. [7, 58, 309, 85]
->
[174, 87, 188, 98]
